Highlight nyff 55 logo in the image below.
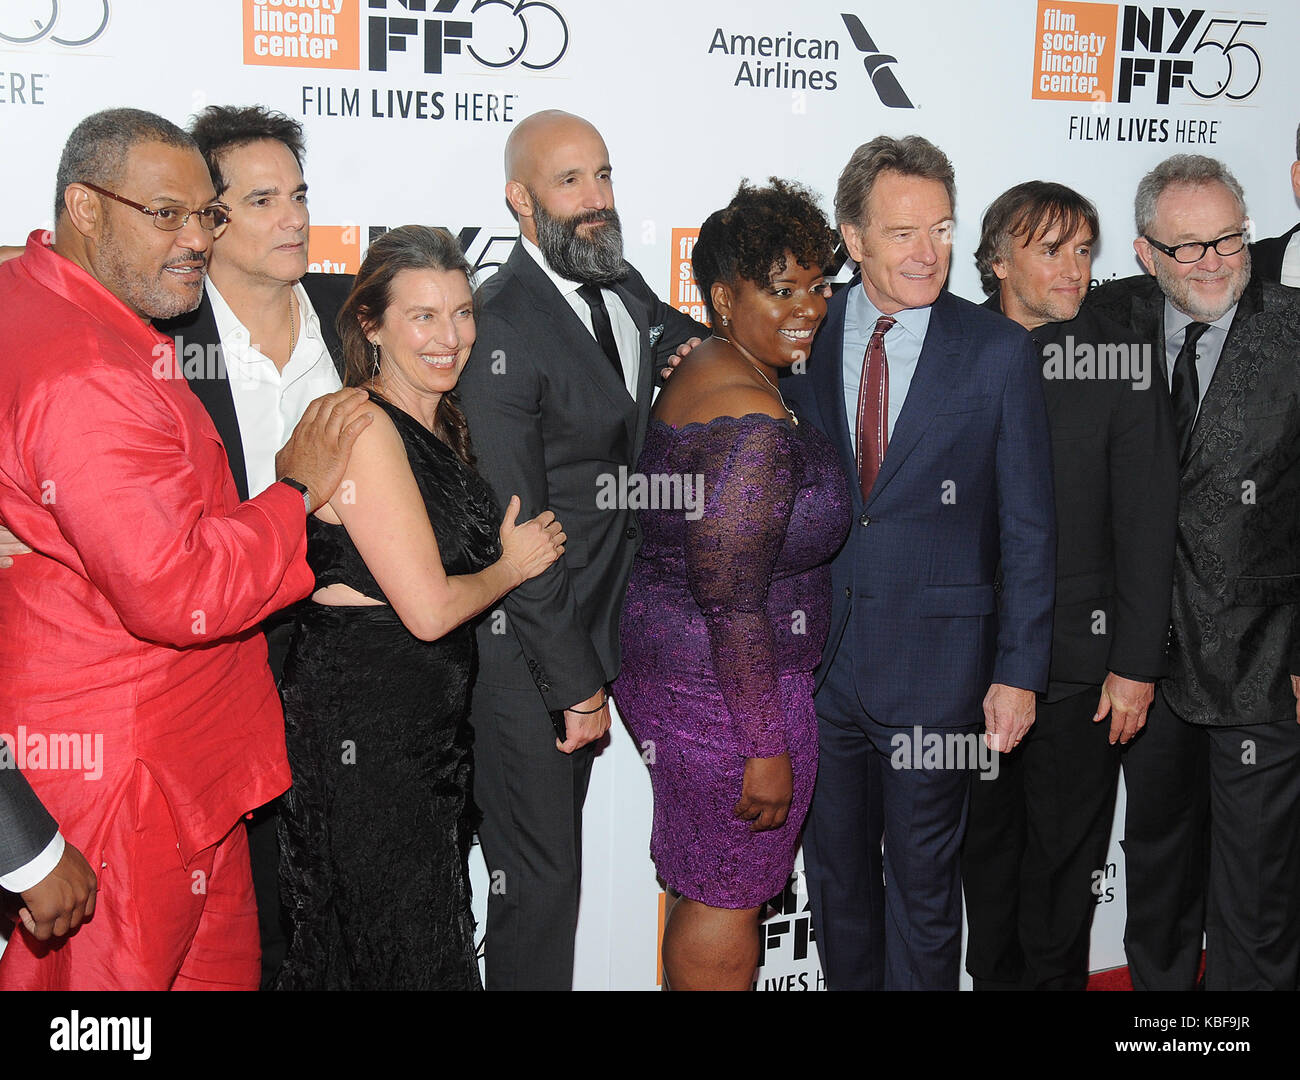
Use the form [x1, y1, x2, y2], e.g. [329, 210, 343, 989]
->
[1033, 1, 1266, 105]
[244, 0, 569, 73]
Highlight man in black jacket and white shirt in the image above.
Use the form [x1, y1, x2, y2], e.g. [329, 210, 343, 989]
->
[1249, 121, 1300, 287]
[158, 106, 351, 987]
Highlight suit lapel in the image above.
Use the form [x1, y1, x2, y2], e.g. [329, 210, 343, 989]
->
[1183, 276, 1263, 466]
[866, 292, 963, 508]
[508, 244, 637, 444]
[610, 277, 654, 453]
[302, 273, 348, 379]
[174, 292, 251, 502]
[1136, 286, 1168, 386]
[812, 284, 859, 506]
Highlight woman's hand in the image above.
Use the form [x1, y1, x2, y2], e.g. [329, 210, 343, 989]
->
[498, 495, 565, 584]
[734, 753, 793, 832]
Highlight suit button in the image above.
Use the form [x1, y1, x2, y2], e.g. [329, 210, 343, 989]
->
[844, 587, 851, 598]
[625, 526, 638, 540]
[859, 514, 871, 527]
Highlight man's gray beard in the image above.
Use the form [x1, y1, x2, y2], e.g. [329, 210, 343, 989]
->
[1156, 247, 1251, 323]
[532, 196, 628, 286]
[98, 213, 206, 320]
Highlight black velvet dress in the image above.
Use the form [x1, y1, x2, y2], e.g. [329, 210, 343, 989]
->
[276, 394, 500, 990]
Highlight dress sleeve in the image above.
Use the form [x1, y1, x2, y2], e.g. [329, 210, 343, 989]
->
[683, 418, 799, 758]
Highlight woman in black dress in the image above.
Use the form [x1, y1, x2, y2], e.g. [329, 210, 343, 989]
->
[276, 226, 565, 990]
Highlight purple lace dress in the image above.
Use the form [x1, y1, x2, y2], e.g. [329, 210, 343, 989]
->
[614, 412, 850, 908]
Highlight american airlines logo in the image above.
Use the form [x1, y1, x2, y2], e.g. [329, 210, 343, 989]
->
[841, 14, 915, 109]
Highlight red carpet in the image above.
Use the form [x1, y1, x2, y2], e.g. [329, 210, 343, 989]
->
[1085, 952, 1205, 990]
[1086, 965, 1133, 990]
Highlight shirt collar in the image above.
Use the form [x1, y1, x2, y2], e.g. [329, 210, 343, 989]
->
[207, 277, 323, 348]
[18, 229, 171, 351]
[1164, 296, 1236, 339]
[521, 234, 585, 300]
[847, 278, 932, 340]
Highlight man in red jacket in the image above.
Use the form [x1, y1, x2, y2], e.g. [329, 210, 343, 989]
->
[0, 108, 369, 989]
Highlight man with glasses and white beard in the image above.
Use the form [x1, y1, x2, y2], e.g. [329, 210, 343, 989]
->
[1086, 154, 1300, 990]
[457, 110, 704, 990]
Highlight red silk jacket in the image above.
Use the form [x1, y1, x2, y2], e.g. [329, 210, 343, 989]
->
[0, 232, 313, 863]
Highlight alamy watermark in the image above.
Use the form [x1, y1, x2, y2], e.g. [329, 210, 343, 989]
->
[1, 726, 103, 780]
[889, 725, 1000, 780]
[1042, 335, 1151, 391]
[595, 467, 704, 520]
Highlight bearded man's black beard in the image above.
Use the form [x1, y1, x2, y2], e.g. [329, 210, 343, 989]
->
[531, 195, 629, 286]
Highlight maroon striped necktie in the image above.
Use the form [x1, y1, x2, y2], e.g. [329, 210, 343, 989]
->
[855, 315, 896, 502]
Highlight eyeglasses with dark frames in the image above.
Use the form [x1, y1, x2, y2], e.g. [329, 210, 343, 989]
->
[1142, 230, 1247, 264]
[79, 181, 231, 233]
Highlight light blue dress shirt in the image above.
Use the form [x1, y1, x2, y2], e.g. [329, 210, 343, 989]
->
[842, 283, 933, 457]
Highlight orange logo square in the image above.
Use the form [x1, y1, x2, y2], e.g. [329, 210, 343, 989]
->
[670, 228, 710, 326]
[1032, 1, 1118, 101]
[307, 226, 362, 276]
[243, 0, 360, 69]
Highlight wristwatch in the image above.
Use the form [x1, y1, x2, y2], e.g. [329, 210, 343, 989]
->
[278, 476, 312, 513]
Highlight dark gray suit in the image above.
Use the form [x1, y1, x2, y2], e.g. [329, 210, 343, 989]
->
[0, 766, 58, 883]
[459, 242, 704, 989]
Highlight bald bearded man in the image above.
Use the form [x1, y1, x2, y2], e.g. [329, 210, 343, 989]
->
[458, 110, 705, 989]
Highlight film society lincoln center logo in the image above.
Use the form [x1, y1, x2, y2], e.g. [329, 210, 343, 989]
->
[1031, 0, 1266, 104]
[243, 0, 568, 73]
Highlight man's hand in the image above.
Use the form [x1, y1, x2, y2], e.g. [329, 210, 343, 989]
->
[0, 524, 31, 569]
[1093, 673, 1155, 745]
[557, 688, 611, 754]
[13, 842, 97, 941]
[658, 336, 703, 380]
[983, 683, 1036, 753]
[1292, 674, 1300, 724]
[274, 388, 373, 512]
[0, 245, 23, 266]
[734, 753, 793, 832]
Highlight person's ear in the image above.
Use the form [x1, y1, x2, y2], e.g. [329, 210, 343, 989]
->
[62, 184, 105, 242]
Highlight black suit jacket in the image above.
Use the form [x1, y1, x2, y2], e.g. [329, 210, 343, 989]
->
[983, 296, 1179, 693]
[0, 764, 58, 881]
[459, 243, 707, 711]
[156, 273, 352, 500]
[1250, 222, 1299, 285]
[1086, 273, 1300, 724]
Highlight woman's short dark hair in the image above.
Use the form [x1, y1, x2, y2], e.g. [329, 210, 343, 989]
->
[975, 181, 1100, 296]
[692, 178, 835, 323]
[338, 225, 477, 465]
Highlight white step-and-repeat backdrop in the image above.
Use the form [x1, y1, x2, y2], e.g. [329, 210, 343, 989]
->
[2, 0, 1295, 990]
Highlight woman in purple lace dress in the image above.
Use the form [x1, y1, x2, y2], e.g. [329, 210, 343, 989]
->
[614, 181, 850, 989]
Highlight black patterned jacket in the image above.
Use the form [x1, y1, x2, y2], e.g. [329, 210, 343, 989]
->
[1086, 273, 1300, 725]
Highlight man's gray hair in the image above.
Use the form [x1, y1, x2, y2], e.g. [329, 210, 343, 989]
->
[1294, 120, 1299, 161]
[834, 135, 956, 229]
[1133, 154, 1247, 235]
[54, 108, 195, 220]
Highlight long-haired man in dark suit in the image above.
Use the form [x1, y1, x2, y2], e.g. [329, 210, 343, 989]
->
[1086, 154, 1300, 990]
[962, 181, 1178, 990]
